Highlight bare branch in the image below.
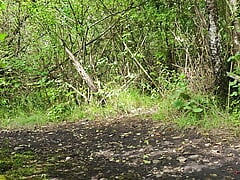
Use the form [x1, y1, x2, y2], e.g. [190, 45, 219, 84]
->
[121, 40, 164, 97]
[65, 47, 98, 92]
[227, 72, 240, 82]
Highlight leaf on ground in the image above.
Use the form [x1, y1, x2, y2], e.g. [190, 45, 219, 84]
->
[143, 160, 151, 164]
[0, 33, 7, 41]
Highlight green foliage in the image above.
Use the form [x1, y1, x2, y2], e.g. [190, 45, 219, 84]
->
[227, 52, 240, 116]
[153, 92, 238, 129]
[0, 33, 7, 41]
[227, 52, 240, 62]
[0, 0, 239, 129]
[0, 87, 159, 127]
[153, 73, 239, 129]
[0, 2, 6, 43]
[0, 149, 37, 179]
[228, 78, 240, 116]
[171, 74, 204, 116]
[47, 102, 72, 121]
[229, 80, 239, 97]
[0, 1, 5, 10]
[69, 87, 159, 121]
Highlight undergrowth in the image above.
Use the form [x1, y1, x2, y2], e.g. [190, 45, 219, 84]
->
[152, 82, 240, 130]
[0, 148, 39, 179]
[0, 82, 239, 130]
[0, 87, 159, 128]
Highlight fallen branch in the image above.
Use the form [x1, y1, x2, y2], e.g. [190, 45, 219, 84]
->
[65, 47, 98, 92]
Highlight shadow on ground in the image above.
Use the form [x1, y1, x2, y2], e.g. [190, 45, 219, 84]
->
[0, 116, 239, 179]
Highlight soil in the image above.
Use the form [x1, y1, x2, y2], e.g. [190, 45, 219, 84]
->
[0, 115, 240, 179]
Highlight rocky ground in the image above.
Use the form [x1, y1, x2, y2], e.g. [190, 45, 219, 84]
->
[0, 115, 240, 179]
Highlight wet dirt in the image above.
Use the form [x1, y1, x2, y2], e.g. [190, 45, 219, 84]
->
[0, 116, 240, 179]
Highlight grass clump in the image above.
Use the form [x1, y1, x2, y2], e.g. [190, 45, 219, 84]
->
[0, 87, 160, 128]
[69, 87, 159, 121]
[152, 73, 240, 130]
[0, 149, 39, 179]
[152, 90, 239, 130]
[0, 81, 239, 131]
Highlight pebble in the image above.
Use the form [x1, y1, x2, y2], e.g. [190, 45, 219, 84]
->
[14, 146, 24, 151]
[153, 160, 160, 164]
[189, 154, 200, 160]
[177, 156, 187, 163]
[65, 157, 71, 161]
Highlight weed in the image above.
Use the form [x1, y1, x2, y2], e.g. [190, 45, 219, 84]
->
[0, 87, 159, 127]
[69, 88, 159, 121]
[0, 148, 39, 179]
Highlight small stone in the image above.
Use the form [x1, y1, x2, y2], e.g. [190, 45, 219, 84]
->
[177, 156, 187, 163]
[156, 174, 162, 178]
[167, 156, 172, 160]
[14, 146, 24, 151]
[153, 160, 160, 164]
[205, 143, 211, 147]
[172, 136, 181, 140]
[65, 157, 71, 161]
[203, 159, 210, 163]
[189, 155, 200, 160]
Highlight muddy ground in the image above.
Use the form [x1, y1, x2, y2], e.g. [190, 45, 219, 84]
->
[0, 115, 240, 179]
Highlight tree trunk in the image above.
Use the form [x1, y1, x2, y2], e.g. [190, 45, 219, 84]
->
[229, 0, 240, 54]
[206, 0, 226, 94]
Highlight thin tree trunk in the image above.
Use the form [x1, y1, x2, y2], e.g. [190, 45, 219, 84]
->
[206, 0, 225, 94]
[229, 0, 240, 54]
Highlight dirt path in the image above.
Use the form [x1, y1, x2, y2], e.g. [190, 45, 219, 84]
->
[0, 115, 240, 179]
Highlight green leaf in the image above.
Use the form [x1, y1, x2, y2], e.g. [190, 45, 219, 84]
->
[0, 33, 7, 41]
[143, 154, 149, 159]
[0, 1, 6, 10]
[0, 175, 7, 180]
[183, 105, 192, 110]
[173, 99, 185, 109]
[192, 108, 203, 113]
[230, 91, 238, 97]
[229, 80, 237, 86]
[143, 160, 151, 164]
[179, 92, 191, 100]
[179, 73, 186, 80]
[227, 53, 240, 62]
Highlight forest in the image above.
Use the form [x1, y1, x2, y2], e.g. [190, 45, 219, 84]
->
[0, 0, 240, 179]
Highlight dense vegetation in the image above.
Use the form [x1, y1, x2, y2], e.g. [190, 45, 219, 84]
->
[0, 0, 239, 128]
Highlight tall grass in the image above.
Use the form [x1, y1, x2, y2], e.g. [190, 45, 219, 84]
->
[68, 88, 159, 121]
[0, 88, 159, 128]
[152, 92, 240, 130]
[1, 86, 239, 130]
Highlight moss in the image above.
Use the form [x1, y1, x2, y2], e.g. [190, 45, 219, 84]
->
[0, 148, 40, 179]
[0, 161, 13, 174]
[0, 175, 8, 180]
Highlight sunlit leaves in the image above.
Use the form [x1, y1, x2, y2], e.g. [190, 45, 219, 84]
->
[0, 1, 5, 11]
[0, 33, 7, 41]
[227, 52, 240, 62]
